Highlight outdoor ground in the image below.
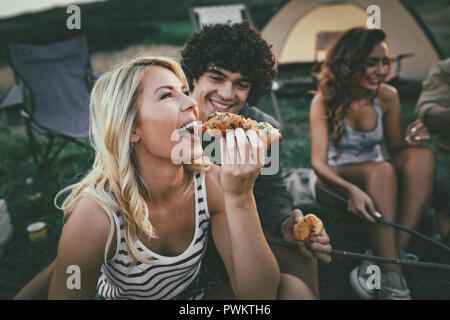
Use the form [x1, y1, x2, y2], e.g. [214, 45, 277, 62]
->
[0, 93, 449, 299]
[0, 0, 449, 300]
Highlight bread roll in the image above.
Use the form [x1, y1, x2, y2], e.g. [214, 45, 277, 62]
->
[292, 214, 324, 244]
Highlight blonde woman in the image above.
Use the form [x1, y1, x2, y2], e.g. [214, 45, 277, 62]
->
[47, 56, 313, 300]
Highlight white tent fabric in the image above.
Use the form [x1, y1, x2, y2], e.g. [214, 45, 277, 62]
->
[262, 0, 441, 80]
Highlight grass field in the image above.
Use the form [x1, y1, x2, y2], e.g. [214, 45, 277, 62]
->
[0, 93, 449, 299]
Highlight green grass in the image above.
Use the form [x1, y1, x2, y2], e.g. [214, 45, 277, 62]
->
[1, 95, 449, 300]
[0, 126, 91, 299]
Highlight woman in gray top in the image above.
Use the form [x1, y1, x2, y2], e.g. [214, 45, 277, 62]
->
[309, 27, 435, 300]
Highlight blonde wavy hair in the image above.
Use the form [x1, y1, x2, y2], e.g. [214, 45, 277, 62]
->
[55, 55, 210, 264]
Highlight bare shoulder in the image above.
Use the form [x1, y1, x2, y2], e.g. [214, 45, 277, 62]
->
[68, 194, 111, 234]
[310, 92, 328, 124]
[310, 92, 327, 114]
[49, 194, 112, 299]
[311, 92, 325, 106]
[205, 165, 224, 216]
[60, 193, 112, 256]
[377, 83, 398, 102]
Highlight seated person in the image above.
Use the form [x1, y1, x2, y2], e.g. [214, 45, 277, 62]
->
[309, 27, 435, 300]
[415, 58, 450, 239]
[46, 55, 314, 299]
[181, 22, 331, 299]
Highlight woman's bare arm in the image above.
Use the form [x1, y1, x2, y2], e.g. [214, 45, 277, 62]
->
[310, 93, 356, 196]
[48, 195, 111, 299]
[207, 131, 280, 300]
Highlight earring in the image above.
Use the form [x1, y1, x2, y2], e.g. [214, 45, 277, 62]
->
[131, 131, 140, 143]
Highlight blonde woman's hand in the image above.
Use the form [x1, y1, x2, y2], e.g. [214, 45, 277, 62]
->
[405, 119, 430, 146]
[347, 186, 380, 223]
[219, 128, 265, 195]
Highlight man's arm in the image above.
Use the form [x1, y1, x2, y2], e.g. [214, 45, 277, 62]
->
[423, 106, 450, 135]
[415, 60, 450, 135]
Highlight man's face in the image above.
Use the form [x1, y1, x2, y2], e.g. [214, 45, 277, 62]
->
[192, 66, 251, 122]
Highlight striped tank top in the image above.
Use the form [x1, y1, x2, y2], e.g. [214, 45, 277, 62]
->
[96, 171, 210, 300]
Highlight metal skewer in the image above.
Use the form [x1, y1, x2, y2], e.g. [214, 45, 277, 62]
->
[315, 184, 450, 255]
[267, 238, 450, 270]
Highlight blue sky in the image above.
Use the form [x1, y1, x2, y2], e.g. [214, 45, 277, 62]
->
[0, 0, 106, 19]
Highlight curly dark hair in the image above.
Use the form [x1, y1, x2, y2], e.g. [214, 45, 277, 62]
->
[181, 21, 276, 105]
[319, 27, 389, 158]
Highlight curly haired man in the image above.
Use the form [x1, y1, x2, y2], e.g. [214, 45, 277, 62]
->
[181, 22, 332, 299]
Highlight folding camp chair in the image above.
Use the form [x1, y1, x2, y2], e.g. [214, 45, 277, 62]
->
[188, 4, 284, 127]
[0, 36, 97, 170]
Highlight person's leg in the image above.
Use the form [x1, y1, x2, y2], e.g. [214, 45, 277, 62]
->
[329, 162, 401, 274]
[13, 259, 56, 300]
[277, 273, 315, 300]
[205, 273, 315, 300]
[268, 241, 320, 298]
[439, 210, 450, 239]
[392, 147, 435, 249]
[433, 150, 450, 239]
[204, 282, 236, 300]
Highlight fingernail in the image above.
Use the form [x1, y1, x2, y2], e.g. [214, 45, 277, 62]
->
[411, 127, 417, 133]
[374, 212, 382, 218]
[414, 136, 421, 141]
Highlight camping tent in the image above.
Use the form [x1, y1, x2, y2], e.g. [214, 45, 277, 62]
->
[262, 0, 443, 80]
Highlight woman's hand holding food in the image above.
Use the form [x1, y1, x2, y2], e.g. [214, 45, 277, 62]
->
[219, 128, 265, 195]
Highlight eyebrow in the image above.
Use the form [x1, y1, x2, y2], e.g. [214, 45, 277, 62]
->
[206, 68, 251, 83]
[154, 84, 187, 94]
[366, 56, 390, 60]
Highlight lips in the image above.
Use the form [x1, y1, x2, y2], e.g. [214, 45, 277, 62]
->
[366, 76, 383, 85]
[178, 119, 200, 135]
[209, 98, 233, 111]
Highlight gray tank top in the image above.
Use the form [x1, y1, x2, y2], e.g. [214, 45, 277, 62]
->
[328, 98, 384, 167]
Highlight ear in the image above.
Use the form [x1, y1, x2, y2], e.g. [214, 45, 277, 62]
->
[130, 130, 140, 143]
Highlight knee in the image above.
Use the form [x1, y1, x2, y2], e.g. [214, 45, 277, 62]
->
[366, 162, 397, 186]
[396, 147, 435, 176]
[277, 273, 316, 300]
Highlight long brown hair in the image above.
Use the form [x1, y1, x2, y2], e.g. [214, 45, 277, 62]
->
[318, 27, 388, 157]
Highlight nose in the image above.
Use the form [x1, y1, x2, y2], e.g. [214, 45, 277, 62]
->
[376, 61, 387, 76]
[180, 93, 197, 112]
[217, 81, 234, 100]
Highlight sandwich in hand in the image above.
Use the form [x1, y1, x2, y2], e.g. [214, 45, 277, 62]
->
[202, 111, 282, 148]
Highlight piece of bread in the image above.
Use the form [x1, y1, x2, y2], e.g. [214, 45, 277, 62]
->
[202, 111, 282, 148]
[292, 214, 324, 244]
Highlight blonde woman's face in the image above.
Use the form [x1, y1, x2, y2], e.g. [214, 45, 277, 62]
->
[133, 66, 203, 163]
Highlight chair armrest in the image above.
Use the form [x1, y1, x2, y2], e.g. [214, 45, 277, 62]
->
[0, 84, 24, 110]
